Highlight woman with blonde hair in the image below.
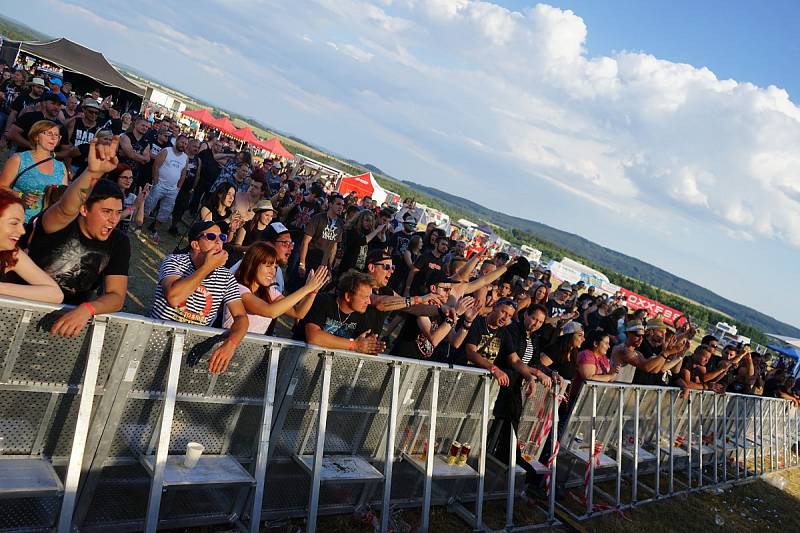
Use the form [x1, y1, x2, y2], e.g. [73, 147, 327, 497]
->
[222, 242, 329, 334]
[0, 120, 68, 222]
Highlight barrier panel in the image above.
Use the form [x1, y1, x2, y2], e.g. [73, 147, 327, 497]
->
[0, 292, 798, 532]
[557, 381, 799, 521]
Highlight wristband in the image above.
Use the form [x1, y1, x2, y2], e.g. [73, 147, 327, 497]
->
[348, 338, 356, 351]
[490, 365, 499, 374]
[414, 296, 420, 305]
[81, 302, 97, 316]
[406, 297, 412, 309]
[298, 262, 305, 267]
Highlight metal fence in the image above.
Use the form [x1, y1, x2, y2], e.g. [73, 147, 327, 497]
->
[0, 295, 797, 532]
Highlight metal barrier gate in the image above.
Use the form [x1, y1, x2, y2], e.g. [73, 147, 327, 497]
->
[0, 294, 798, 532]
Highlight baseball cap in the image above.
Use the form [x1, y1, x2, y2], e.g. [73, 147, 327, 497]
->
[188, 220, 220, 241]
[366, 249, 393, 266]
[49, 77, 63, 87]
[561, 321, 583, 335]
[41, 92, 64, 104]
[262, 221, 290, 242]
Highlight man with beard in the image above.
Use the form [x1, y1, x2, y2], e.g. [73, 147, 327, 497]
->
[362, 250, 448, 337]
[27, 137, 130, 337]
[7, 92, 71, 158]
[611, 320, 678, 383]
[0, 69, 27, 134]
[538, 282, 580, 345]
[142, 134, 189, 242]
[632, 317, 690, 386]
[118, 116, 152, 180]
[7, 77, 46, 127]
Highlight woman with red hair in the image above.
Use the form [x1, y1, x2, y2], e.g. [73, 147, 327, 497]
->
[0, 188, 63, 303]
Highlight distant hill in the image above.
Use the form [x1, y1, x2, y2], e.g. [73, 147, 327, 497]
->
[0, 16, 49, 41]
[405, 181, 800, 338]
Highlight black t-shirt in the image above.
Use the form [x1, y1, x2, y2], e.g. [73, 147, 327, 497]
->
[390, 308, 453, 362]
[538, 298, 571, 345]
[1, 81, 24, 113]
[339, 227, 369, 273]
[388, 230, 413, 258]
[409, 251, 443, 296]
[286, 199, 321, 240]
[304, 213, 342, 270]
[27, 217, 131, 305]
[11, 91, 39, 113]
[293, 292, 371, 343]
[541, 342, 577, 380]
[197, 148, 221, 186]
[14, 112, 69, 153]
[633, 338, 667, 386]
[762, 377, 787, 399]
[463, 316, 516, 368]
[364, 285, 395, 338]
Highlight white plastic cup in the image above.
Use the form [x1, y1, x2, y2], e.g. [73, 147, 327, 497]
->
[184, 442, 205, 468]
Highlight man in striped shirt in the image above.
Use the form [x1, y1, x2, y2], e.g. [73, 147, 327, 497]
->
[150, 220, 249, 374]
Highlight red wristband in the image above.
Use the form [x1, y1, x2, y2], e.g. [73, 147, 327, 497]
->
[81, 302, 96, 316]
[348, 338, 356, 351]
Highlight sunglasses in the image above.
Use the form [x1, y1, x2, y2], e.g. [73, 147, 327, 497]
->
[629, 332, 644, 338]
[199, 232, 228, 242]
[374, 263, 395, 271]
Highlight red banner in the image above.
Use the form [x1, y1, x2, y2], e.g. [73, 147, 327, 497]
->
[617, 288, 683, 326]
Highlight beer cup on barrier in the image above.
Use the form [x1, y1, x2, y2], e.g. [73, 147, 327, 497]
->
[184, 442, 205, 468]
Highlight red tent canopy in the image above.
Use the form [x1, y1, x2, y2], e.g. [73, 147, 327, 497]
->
[231, 127, 261, 145]
[182, 108, 217, 126]
[211, 116, 237, 135]
[338, 172, 374, 198]
[258, 137, 294, 160]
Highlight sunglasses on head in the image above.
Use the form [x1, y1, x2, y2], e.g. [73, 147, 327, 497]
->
[199, 232, 228, 242]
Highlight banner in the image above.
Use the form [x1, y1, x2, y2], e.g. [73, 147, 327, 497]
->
[617, 287, 683, 326]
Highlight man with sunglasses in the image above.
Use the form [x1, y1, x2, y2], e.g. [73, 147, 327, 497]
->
[363, 251, 447, 337]
[150, 220, 248, 374]
[633, 317, 690, 386]
[610, 320, 677, 383]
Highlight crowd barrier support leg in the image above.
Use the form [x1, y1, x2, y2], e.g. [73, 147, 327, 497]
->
[772, 402, 778, 470]
[687, 395, 692, 491]
[759, 400, 765, 474]
[56, 316, 107, 533]
[420, 368, 440, 533]
[615, 388, 623, 507]
[505, 423, 516, 529]
[474, 375, 490, 530]
[654, 390, 662, 498]
[668, 390, 675, 495]
[247, 344, 280, 533]
[380, 363, 401, 533]
[736, 396, 742, 480]
[713, 395, 718, 486]
[144, 329, 186, 533]
[587, 386, 597, 516]
[548, 382, 559, 523]
[306, 354, 333, 533]
[632, 388, 640, 504]
[698, 394, 703, 488]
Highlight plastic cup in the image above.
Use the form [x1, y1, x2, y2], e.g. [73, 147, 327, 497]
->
[184, 442, 204, 468]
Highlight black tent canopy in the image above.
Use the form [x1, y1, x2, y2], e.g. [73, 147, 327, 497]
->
[11, 37, 144, 96]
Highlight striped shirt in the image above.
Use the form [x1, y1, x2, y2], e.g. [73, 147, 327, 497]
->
[150, 253, 240, 326]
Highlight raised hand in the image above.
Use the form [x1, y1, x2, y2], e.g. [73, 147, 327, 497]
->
[305, 266, 330, 292]
[455, 295, 475, 316]
[201, 249, 228, 271]
[354, 331, 385, 355]
[86, 136, 120, 175]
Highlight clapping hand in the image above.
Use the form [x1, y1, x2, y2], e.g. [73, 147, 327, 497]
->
[305, 266, 330, 292]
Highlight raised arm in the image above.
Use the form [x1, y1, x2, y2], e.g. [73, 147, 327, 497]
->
[42, 137, 119, 234]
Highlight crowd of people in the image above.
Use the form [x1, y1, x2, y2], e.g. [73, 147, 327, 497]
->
[0, 61, 798, 490]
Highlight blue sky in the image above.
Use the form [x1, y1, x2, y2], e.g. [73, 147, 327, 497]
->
[5, 1, 799, 329]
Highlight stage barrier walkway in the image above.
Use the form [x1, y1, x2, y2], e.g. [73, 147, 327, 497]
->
[0, 296, 796, 532]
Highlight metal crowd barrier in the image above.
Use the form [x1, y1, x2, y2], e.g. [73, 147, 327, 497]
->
[557, 381, 799, 520]
[0, 292, 798, 532]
